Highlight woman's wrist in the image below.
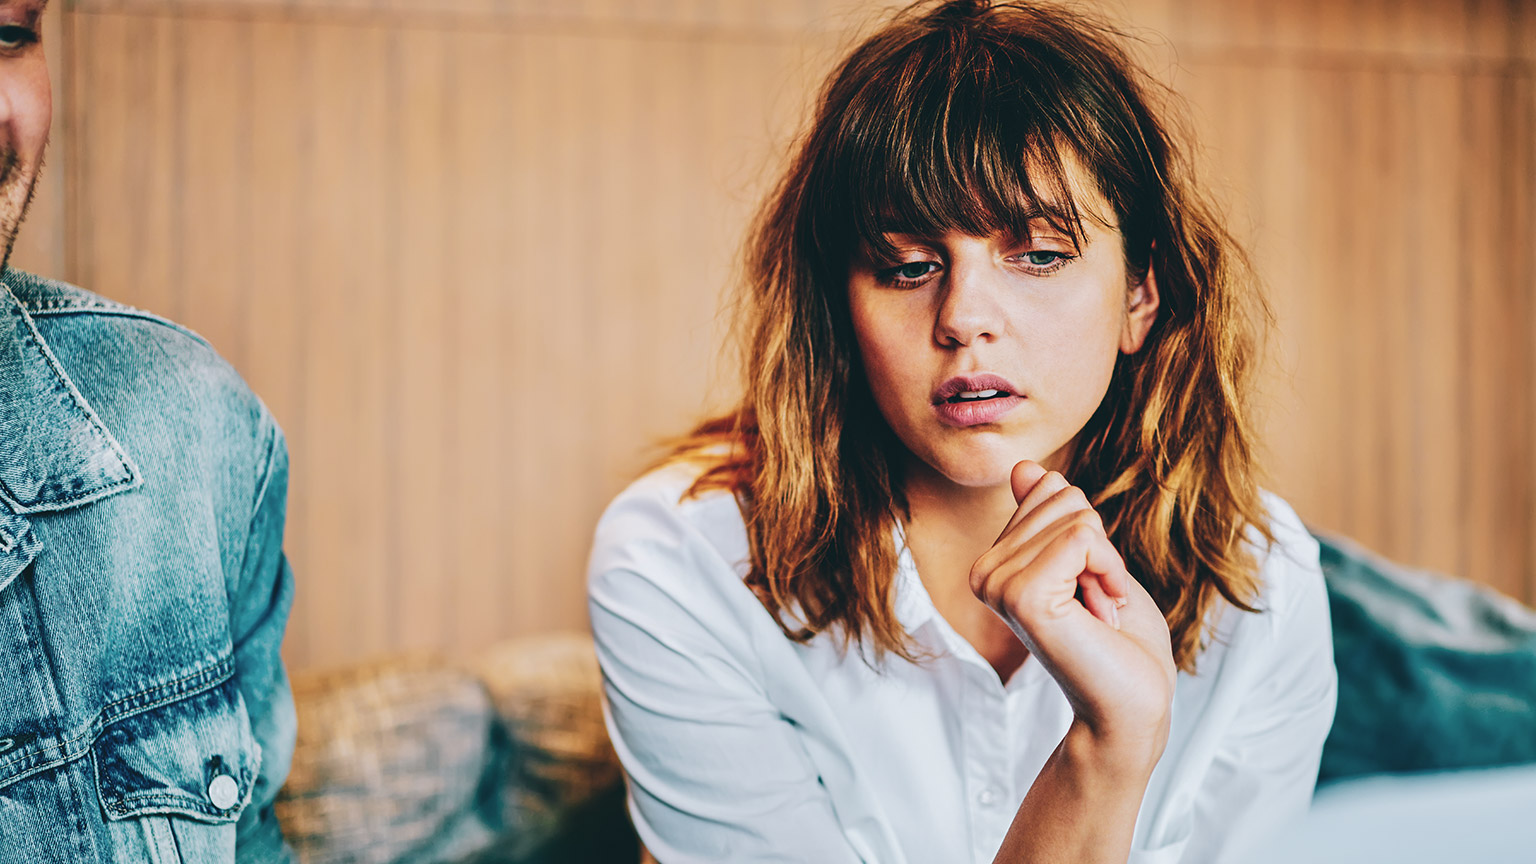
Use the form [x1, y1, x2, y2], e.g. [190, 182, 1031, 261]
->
[993, 717, 1165, 863]
[1062, 715, 1169, 784]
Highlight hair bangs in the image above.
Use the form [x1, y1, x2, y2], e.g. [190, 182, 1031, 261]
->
[829, 26, 1095, 265]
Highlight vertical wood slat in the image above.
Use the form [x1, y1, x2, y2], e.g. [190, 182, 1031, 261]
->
[1304, 63, 1354, 544]
[390, 26, 453, 656]
[503, 28, 546, 640]
[1248, 61, 1310, 514]
[178, 17, 249, 370]
[298, 23, 392, 665]
[1346, 67, 1387, 551]
[1412, 72, 1466, 580]
[1459, 72, 1524, 600]
[244, 18, 312, 665]
[1523, 70, 1536, 606]
[71, 13, 179, 316]
[43, 0, 1536, 672]
[539, 33, 595, 639]
[1378, 70, 1415, 567]
[448, 29, 513, 652]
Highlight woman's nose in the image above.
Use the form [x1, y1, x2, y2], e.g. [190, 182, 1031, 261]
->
[933, 258, 1005, 347]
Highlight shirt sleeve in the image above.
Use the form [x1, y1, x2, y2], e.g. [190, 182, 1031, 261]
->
[231, 410, 298, 863]
[588, 487, 871, 864]
[1177, 499, 1339, 864]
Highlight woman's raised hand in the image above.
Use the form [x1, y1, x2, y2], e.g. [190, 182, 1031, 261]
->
[969, 460, 1177, 765]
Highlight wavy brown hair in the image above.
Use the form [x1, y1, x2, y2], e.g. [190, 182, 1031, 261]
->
[670, 0, 1273, 672]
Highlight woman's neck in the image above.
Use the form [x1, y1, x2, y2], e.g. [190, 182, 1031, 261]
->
[903, 466, 1019, 559]
[899, 459, 1032, 682]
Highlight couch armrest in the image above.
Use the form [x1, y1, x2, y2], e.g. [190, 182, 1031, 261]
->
[471, 631, 626, 856]
[274, 657, 499, 863]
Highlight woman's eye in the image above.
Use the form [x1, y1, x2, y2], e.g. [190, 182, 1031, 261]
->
[0, 26, 38, 51]
[1023, 251, 1069, 267]
[878, 261, 940, 284]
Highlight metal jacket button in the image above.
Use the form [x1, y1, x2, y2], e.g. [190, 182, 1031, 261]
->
[208, 774, 240, 810]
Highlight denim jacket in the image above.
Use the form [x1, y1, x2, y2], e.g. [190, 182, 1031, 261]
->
[0, 269, 296, 862]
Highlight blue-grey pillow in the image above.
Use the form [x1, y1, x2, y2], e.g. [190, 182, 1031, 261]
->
[1317, 532, 1536, 783]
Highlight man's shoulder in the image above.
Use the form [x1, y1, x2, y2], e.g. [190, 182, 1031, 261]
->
[2, 270, 280, 496]
[5, 269, 263, 417]
[6, 269, 218, 358]
[5, 269, 140, 315]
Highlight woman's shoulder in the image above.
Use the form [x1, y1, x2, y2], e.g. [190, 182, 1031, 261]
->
[596, 457, 746, 543]
[1250, 490, 1326, 620]
[1199, 490, 1330, 668]
[588, 457, 752, 594]
[588, 458, 783, 670]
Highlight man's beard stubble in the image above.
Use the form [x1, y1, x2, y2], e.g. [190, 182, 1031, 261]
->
[0, 146, 42, 275]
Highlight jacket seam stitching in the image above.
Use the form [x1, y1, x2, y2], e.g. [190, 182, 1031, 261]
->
[0, 300, 143, 511]
[0, 655, 234, 785]
[23, 305, 214, 351]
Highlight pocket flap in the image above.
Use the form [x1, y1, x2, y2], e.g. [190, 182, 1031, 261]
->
[93, 676, 260, 824]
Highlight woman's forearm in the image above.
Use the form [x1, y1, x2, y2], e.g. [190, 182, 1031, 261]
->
[992, 720, 1163, 864]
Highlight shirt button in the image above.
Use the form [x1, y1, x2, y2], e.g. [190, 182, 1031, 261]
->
[977, 786, 1000, 807]
[208, 774, 240, 810]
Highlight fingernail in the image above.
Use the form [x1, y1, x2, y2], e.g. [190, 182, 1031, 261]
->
[1115, 596, 1128, 608]
[1110, 604, 1121, 630]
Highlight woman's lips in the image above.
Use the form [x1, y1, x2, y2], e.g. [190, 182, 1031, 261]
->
[933, 394, 1024, 427]
[930, 373, 1023, 426]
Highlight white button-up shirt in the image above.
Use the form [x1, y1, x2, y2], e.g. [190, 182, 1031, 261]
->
[589, 463, 1338, 864]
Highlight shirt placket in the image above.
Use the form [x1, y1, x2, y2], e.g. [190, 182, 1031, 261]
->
[951, 656, 1013, 862]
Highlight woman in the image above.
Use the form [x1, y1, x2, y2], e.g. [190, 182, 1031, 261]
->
[588, 2, 1337, 862]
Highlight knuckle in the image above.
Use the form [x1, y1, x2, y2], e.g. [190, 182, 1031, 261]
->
[999, 580, 1033, 615]
[1064, 521, 1098, 545]
[1061, 507, 1104, 538]
[968, 557, 994, 592]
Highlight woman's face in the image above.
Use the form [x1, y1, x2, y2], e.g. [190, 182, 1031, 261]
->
[847, 186, 1159, 490]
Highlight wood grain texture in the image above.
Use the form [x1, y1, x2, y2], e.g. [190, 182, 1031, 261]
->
[40, 0, 1536, 671]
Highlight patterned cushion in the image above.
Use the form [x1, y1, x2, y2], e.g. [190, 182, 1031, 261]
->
[274, 634, 633, 864]
[274, 657, 500, 863]
[467, 632, 627, 861]
[1318, 533, 1536, 782]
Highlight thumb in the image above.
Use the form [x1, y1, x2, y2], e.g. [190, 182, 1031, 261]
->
[1010, 460, 1048, 504]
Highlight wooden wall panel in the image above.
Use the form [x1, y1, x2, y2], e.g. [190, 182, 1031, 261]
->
[1409, 71, 1466, 579]
[1173, 5, 1535, 603]
[450, 29, 518, 650]
[390, 26, 454, 655]
[36, 0, 1536, 671]
[242, 18, 314, 659]
[322, 23, 394, 663]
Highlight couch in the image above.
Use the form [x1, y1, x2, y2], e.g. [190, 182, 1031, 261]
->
[273, 634, 636, 863]
[273, 533, 1536, 862]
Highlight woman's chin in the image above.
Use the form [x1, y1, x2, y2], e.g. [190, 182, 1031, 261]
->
[912, 454, 1021, 491]
[918, 443, 1067, 491]
[942, 466, 1018, 490]
[899, 433, 1066, 492]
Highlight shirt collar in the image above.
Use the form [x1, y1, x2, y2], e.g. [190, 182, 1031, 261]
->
[892, 520, 939, 633]
[0, 275, 140, 514]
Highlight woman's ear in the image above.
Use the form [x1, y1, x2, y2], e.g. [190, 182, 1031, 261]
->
[1119, 263, 1161, 354]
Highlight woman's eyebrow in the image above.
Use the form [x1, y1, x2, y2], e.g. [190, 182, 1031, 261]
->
[1, 0, 47, 21]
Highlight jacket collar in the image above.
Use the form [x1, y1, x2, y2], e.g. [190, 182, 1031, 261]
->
[0, 278, 140, 515]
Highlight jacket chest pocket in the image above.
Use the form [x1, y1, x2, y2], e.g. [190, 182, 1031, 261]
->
[92, 675, 261, 863]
